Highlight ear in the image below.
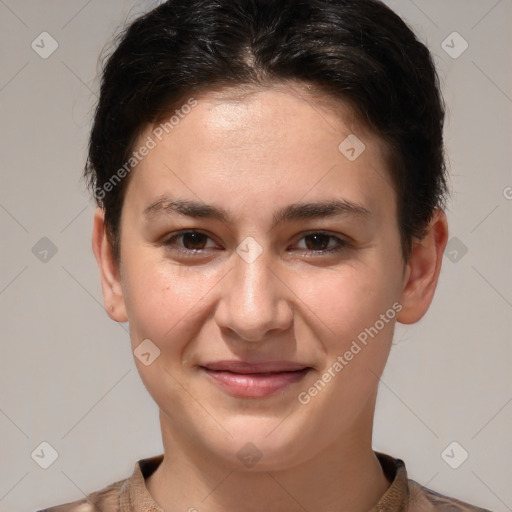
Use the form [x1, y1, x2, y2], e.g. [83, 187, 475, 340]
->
[92, 208, 128, 323]
[397, 208, 448, 324]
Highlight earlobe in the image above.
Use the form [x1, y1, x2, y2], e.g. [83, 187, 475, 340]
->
[397, 208, 448, 324]
[92, 208, 128, 323]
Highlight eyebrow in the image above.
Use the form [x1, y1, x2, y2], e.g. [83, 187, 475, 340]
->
[143, 197, 371, 230]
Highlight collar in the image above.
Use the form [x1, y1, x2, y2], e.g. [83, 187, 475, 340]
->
[118, 451, 408, 512]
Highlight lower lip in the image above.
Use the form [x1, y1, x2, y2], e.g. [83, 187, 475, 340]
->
[202, 368, 310, 398]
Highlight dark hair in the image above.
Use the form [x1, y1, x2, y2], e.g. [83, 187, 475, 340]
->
[85, 0, 447, 261]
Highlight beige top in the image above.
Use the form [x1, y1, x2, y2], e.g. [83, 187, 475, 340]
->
[37, 452, 492, 512]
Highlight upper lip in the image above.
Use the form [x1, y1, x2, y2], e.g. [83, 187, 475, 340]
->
[200, 360, 311, 374]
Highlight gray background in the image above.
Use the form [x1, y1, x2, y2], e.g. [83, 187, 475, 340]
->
[0, 1, 511, 511]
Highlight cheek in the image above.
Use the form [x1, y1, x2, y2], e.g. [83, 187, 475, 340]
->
[295, 261, 400, 346]
[121, 254, 218, 349]
[294, 268, 398, 420]
[121, 259, 220, 405]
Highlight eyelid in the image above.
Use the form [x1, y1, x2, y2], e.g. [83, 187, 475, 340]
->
[162, 229, 351, 256]
[290, 230, 352, 253]
[162, 229, 220, 252]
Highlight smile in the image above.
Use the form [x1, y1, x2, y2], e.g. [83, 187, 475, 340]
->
[200, 361, 312, 398]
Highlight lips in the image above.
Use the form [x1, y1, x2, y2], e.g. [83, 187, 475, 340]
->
[200, 360, 312, 398]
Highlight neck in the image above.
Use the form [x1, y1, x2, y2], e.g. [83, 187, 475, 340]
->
[146, 410, 390, 512]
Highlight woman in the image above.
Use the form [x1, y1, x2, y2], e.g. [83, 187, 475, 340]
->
[38, 0, 492, 510]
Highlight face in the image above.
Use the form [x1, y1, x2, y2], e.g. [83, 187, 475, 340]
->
[94, 85, 445, 471]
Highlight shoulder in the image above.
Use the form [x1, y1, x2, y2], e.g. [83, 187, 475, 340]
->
[374, 452, 494, 512]
[408, 479, 494, 512]
[35, 453, 164, 512]
[35, 478, 126, 512]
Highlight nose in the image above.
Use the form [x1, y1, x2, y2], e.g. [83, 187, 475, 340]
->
[214, 244, 293, 342]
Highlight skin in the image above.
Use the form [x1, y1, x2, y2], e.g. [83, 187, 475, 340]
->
[93, 84, 448, 512]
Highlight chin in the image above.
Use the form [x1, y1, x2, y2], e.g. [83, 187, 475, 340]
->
[206, 413, 316, 472]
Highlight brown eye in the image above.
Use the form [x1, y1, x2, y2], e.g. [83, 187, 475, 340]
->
[181, 232, 208, 250]
[304, 233, 331, 251]
[163, 230, 217, 254]
[294, 232, 350, 254]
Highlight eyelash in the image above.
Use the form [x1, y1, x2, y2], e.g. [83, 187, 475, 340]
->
[161, 230, 351, 256]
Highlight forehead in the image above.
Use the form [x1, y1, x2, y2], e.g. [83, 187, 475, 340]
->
[124, 85, 396, 220]
[180, 84, 374, 153]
